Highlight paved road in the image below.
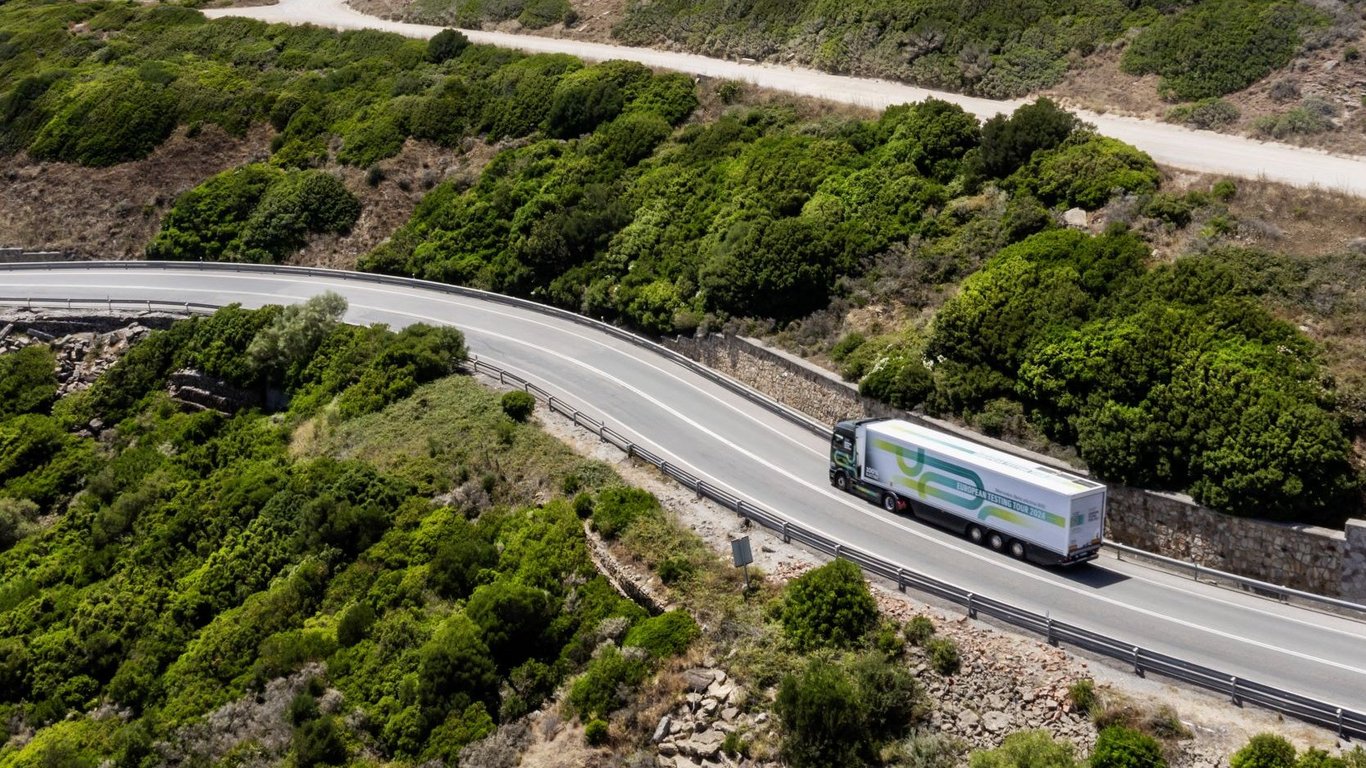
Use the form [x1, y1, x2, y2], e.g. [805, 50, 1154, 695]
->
[203, 0, 1366, 196]
[3, 262, 1364, 716]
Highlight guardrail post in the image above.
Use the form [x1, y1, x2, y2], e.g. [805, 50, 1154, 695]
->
[834, 544, 842, 560]
[897, 569, 907, 593]
[1337, 708, 1344, 738]
[1132, 647, 1143, 676]
[1046, 616, 1056, 646]
[547, 395, 556, 412]
[695, 480, 704, 500]
[1229, 677, 1241, 706]
[967, 593, 976, 619]
[781, 522, 790, 544]
[626, 445, 635, 462]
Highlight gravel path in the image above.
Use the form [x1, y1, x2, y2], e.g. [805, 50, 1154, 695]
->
[204, 0, 1366, 197]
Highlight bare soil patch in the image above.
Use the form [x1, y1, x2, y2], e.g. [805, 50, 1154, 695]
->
[0, 124, 270, 260]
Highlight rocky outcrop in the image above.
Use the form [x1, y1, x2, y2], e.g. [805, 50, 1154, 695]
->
[0, 308, 176, 396]
[167, 368, 258, 415]
[653, 668, 776, 768]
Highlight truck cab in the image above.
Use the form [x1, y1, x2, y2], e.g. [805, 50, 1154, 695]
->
[829, 418, 904, 510]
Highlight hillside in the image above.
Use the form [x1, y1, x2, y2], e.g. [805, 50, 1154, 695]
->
[3, 304, 1364, 767]
[351, 0, 1366, 155]
[0, 0, 1361, 525]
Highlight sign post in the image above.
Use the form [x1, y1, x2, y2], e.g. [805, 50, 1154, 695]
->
[731, 536, 753, 591]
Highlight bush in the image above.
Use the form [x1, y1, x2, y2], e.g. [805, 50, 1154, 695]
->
[1252, 106, 1335, 139]
[1231, 734, 1297, 768]
[336, 603, 375, 648]
[466, 579, 557, 670]
[427, 29, 470, 63]
[294, 716, 347, 768]
[500, 390, 536, 422]
[978, 98, 1078, 178]
[859, 352, 933, 410]
[417, 612, 500, 716]
[429, 527, 498, 599]
[848, 653, 924, 737]
[623, 610, 699, 658]
[29, 72, 177, 166]
[590, 486, 658, 539]
[1067, 678, 1097, 717]
[925, 636, 960, 675]
[0, 498, 40, 552]
[970, 730, 1077, 768]
[0, 346, 58, 419]
[780, 559, 878, 651]
[775, 657, 870, 768]
[656, 555, 694, 585]
[1091, 726, 1166, 768]
[1165, 98, 1241, 130]
[1121, 0, 1319, 100]
[905, 615, 935, 646]
[567, 645, 647, 719]
[871, 618, 905, 657]
[288, 692, 320, 726]
[1296, 749, 1347, 768]
[584, 717, 609, 746]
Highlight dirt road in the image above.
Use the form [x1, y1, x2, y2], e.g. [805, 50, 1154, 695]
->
[205, 0, 1366, 197]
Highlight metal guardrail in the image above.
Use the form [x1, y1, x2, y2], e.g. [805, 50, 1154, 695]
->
[3, 263, 1365, 737]
[465, 354, 1366, 741]
[1, 261, 1361, 622]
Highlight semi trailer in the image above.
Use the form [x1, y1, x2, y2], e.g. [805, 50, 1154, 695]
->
[829, 417, 1106, 565]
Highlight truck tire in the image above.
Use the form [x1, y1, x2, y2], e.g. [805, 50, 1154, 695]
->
[881, 493, 899, 512]
[988, 532, 1006, 551]
[834, 473, 849, 491]
[967, 524, 985, 545]
[1008, 540, 1027, 559]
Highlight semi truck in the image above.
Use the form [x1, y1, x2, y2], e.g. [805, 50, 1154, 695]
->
[829, 417, 1106, 565]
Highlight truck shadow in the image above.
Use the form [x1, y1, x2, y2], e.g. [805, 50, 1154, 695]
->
[1056, 562, 1130, 588]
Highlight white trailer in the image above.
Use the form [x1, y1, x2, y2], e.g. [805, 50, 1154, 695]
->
[829, 417, 1106, 565]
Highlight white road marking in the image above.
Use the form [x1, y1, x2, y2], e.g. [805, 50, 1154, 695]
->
[8, 275, 1366, 675]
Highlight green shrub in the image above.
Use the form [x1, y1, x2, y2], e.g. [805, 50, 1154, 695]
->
[427, 29, 470, 63]
[722, 730, 751, 758]
[29, 71, 177, 166]
[1091, 726, 1166, 768]
[1212, 179, 1237, 202]
[337, 117, 405, 167]
[905, 615, 935, 646]
[590, 486, 659, 539]
[970, 729, 1077, 768]
[288, 692, 320, 726]
[466, 579, 557, 670]
[584, 717, 609, 746]
[848, 652, 924, 737]
[978, 98, 1078, 179]
[417, 612, 500, 716]
[623, 610, 699, 658]
[1252, 106, 1335, 139]
[567, 645, 647, 719]
[859, 352, 933, 410]
[656, 555, 694, 585]
[430, 529, 498, 599]
[1296, 749, 1347, 768]
[1121, 0, 1321, 100]
[336, 603, 375, 648]
[1067, 678, 1097, 717]
[500, 390, 536, 421]
[775, 657, 870, 768]
[0, 345, 58, 419]
[294, 716, 347, 768]
[1165, 98, 1241, 130]
[926, 636, 960, 675]
[1231, 734, 1297, 768]
[780, 559, 877, 651]
[0, 498, 40, 552]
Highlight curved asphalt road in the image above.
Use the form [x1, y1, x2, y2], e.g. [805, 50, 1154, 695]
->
[201, 0, 1366, 197]
[2, 262, 1364, 716]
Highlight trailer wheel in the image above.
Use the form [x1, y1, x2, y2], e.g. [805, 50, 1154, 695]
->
[988, 532, 1006, 551]
[881, 493, 899, 512]
[1008, 540, 1027, 559]
[967, 525, 985, 545]
[834, 473, 849, 491]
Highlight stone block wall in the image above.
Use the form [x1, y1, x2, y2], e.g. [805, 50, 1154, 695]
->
[665, 333, 1366, 600]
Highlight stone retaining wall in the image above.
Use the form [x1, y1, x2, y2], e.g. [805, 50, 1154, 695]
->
[664, 333, 1366, 600]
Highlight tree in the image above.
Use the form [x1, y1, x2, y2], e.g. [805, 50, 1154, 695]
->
[430, 526, 498, 599]
[970, 730, 1078, 768]
[418, 612, 500, 717]
[294, 716, 347, 767]
[465, 579, 557, 670]
[1090, 726, 1166, 768]
[978, 98, 1079, 178]
[0, 497, 40, 551]
[247, 292, 348, 379]
[427, 29, 470, 64]
[1230, 734, 1297, 768]
[780, 559, 877, 651]
[775, 657, 870, 768]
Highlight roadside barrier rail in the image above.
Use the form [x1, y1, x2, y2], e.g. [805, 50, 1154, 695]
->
[2, 263, 1364, 739]
[2, 261, 1358, 622]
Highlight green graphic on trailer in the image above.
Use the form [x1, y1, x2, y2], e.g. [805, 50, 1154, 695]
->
[872, 439, 1064, 528]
